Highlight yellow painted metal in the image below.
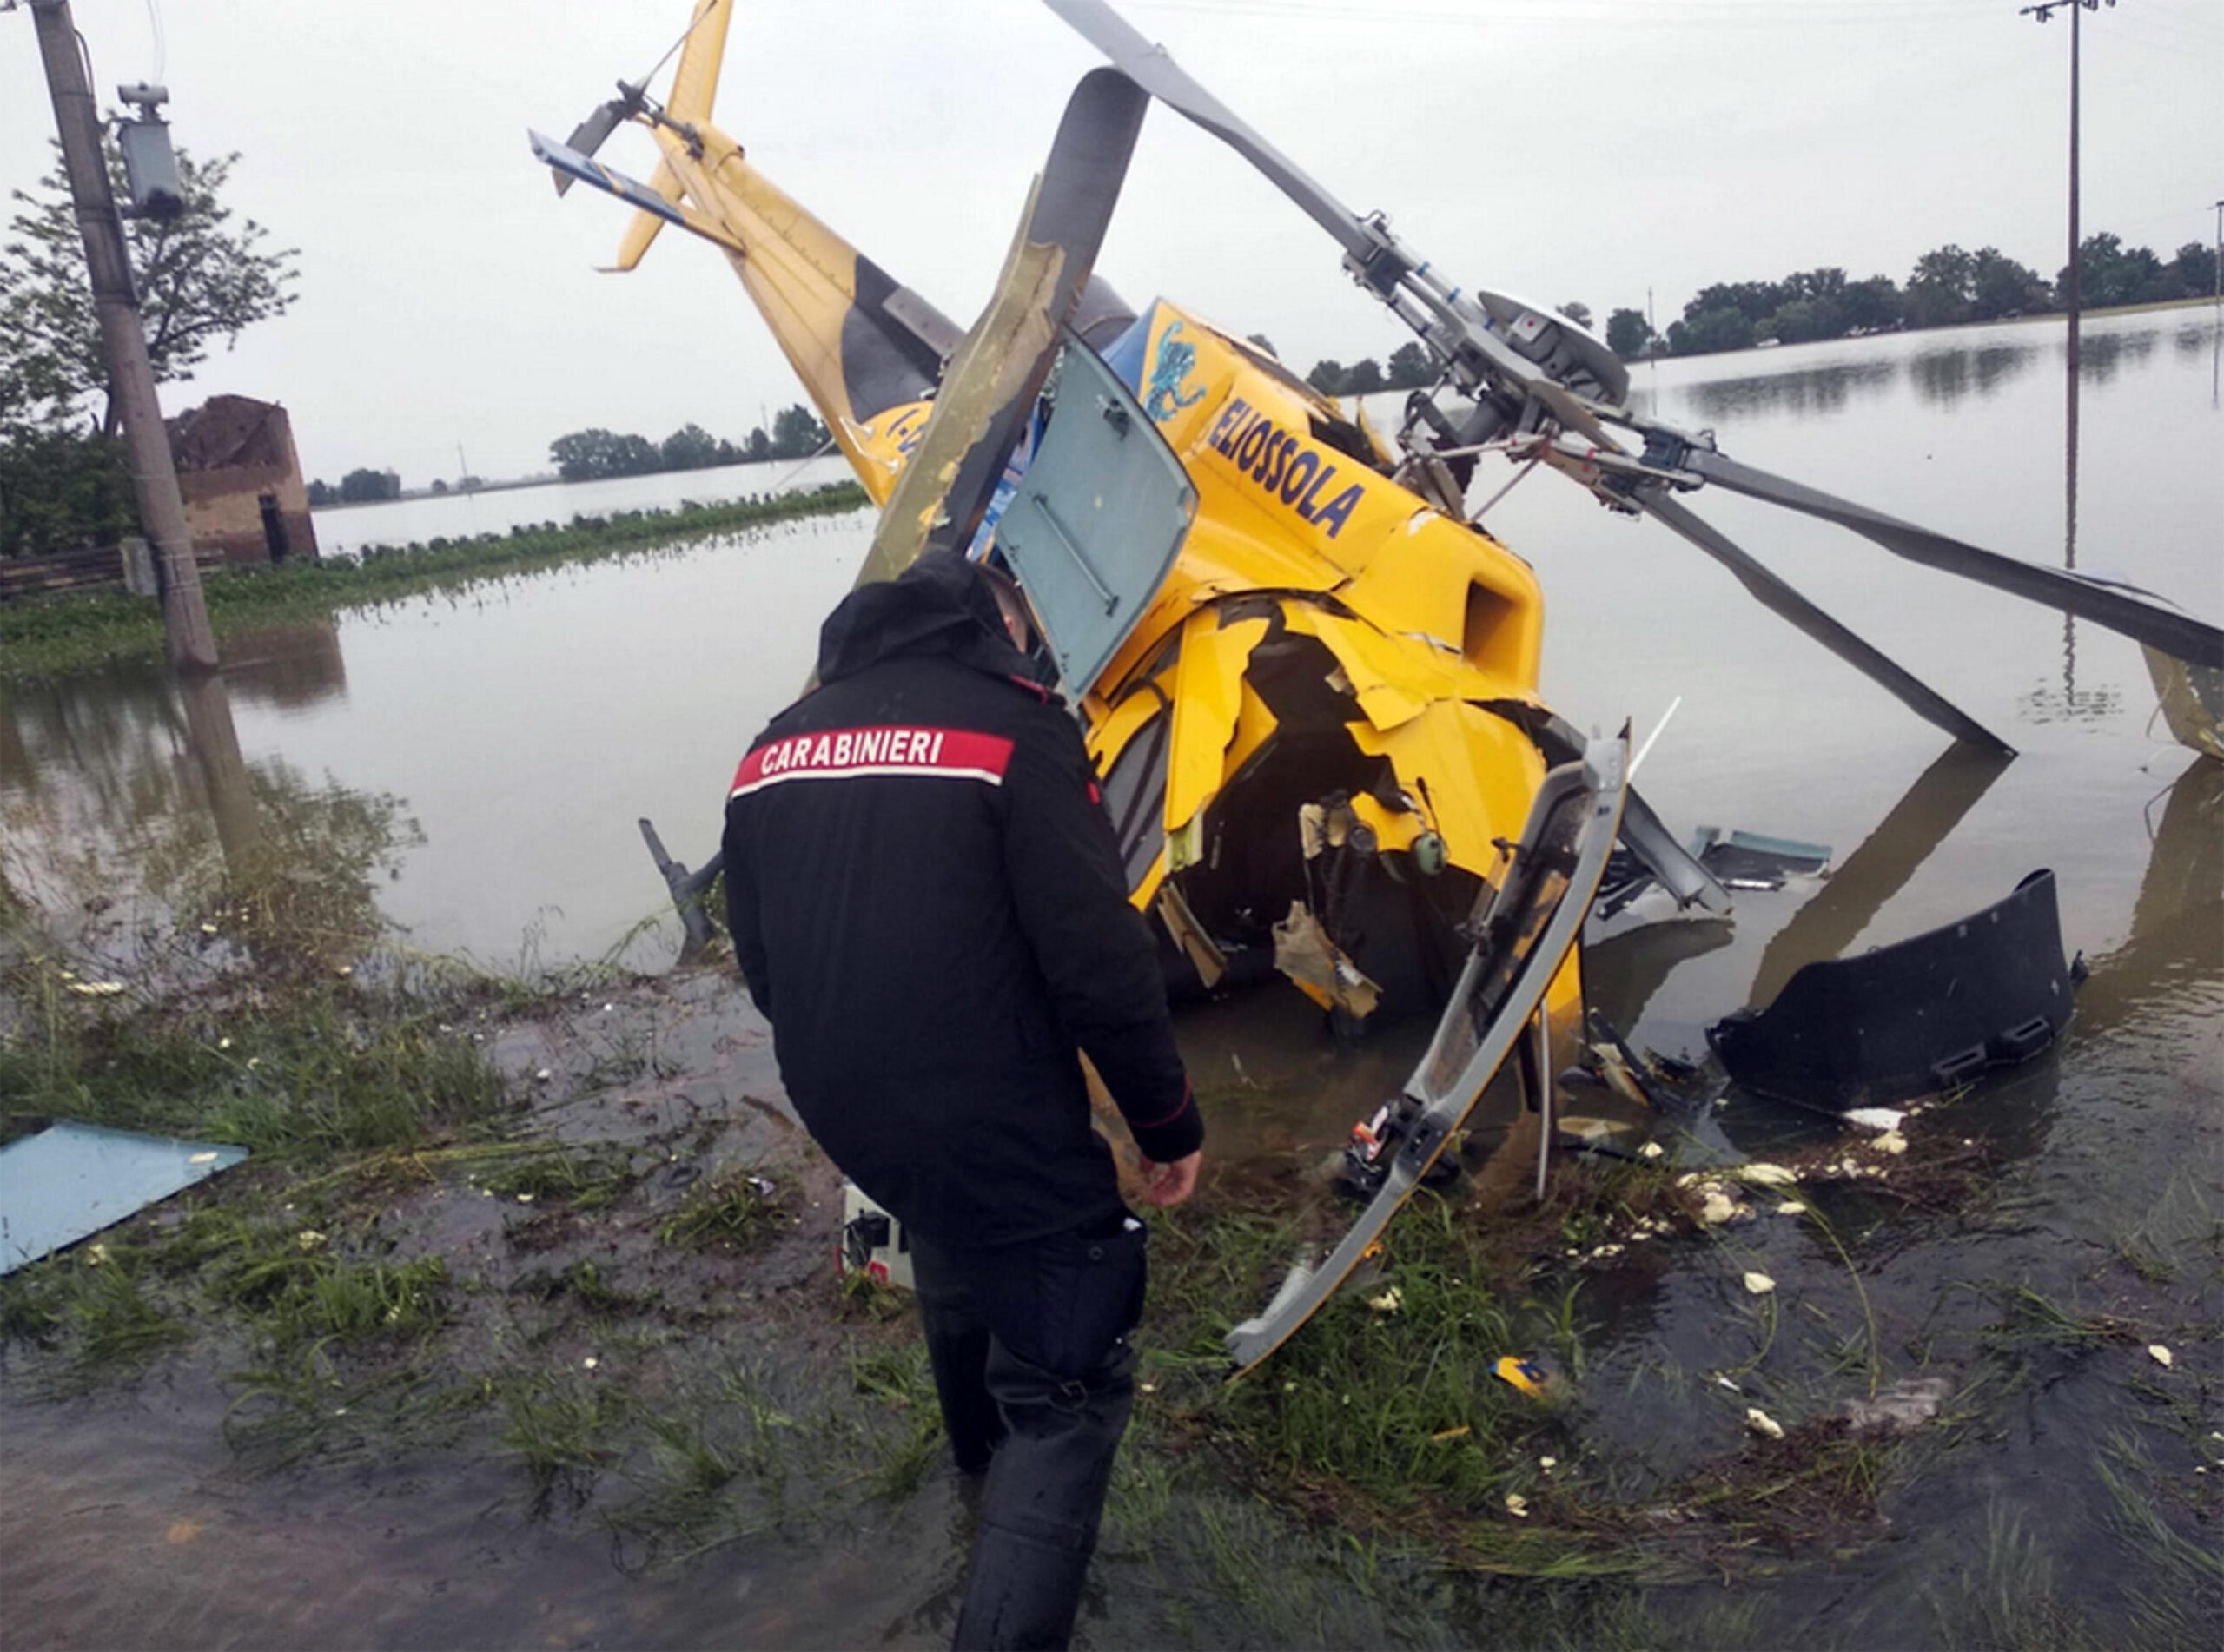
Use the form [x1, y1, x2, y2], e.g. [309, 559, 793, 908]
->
[1165, 611, 1269, 833]
[566, 4, 1581, 1002]
[1347, 702, 1546, 882]
[850, 181, 1062, 588]
[1221, 680, 1279, 782]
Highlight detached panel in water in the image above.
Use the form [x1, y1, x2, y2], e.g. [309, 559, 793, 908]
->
[0, 1122, 248, 1273]
[995, 340, 1197, 695]
[1710, 869, 2076, 1111]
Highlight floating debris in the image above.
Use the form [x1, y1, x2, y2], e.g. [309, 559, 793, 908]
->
[2148, 1345, 2174, 1369]
[1737, 1162, 1799, 1186]
[0, 1122, 249, 1274]
[1640, 1141, 1665, 1160]
[1841, 1376, 1951, 1436]
[1743, 1272, 1777, 1295]
[1745, 1407, 1785, 1440]
[64, 981, 125, 997]
[1493, 1354, 1554, 1398]
[1774, 1200, 1808, 1216]
[1843, 1107, 1906, 1133]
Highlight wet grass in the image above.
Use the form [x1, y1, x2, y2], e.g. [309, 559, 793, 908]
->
[655, 1167, 798, 1254]
[0, 483, 870, 679]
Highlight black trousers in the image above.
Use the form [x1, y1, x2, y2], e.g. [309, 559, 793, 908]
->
[909, 1211, 1148, 1652]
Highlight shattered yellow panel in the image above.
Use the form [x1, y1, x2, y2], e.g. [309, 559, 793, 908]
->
[1165, 611, 1268, 831]
[1221, 680, 1279, 780]
[1347, 703, 1545, 880]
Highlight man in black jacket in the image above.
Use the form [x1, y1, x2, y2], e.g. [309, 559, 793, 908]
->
[723, 552, 1202, 1650]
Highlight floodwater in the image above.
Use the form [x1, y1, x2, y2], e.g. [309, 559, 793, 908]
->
[3, 309, 2221, 1647]
[308, 454, 857, 558]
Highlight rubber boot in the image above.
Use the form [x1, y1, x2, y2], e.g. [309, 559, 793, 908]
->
[951, 1341, 1135, 1651]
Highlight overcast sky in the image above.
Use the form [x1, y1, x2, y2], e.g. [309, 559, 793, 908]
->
[4, 0, 2218, 486]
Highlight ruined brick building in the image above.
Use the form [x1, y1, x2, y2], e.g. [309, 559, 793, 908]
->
[168, 394, 319, 565]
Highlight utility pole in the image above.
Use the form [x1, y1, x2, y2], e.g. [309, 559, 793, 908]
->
[28, 0, 217, 672]
[2019, 0, 2115, 590]
[2213, 198, 2222, 304]
[2019, 0, 2114, 378]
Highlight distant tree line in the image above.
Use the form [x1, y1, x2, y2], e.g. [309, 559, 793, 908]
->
[305, 406, 837, 507]
[548, 406, 831, 483]
[1602, 231, 2216, 361]
[1289, 233, 2215, 395]
[307, 469, 400, 506]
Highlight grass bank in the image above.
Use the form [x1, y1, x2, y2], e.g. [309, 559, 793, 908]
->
[0, 481, 869, 680]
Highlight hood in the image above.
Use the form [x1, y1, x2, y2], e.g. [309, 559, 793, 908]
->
[815, 552, 1056, 691]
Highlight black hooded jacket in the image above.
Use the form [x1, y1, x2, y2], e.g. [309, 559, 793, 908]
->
[722, 553, 1200, 1247]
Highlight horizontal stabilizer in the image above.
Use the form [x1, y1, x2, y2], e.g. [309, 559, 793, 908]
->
[529, 130, 685, 227]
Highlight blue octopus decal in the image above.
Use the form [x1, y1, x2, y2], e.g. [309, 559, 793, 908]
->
[1144, 320, 1206, 424]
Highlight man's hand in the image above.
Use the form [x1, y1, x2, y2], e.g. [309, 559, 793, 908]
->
[1140, 1149, 1202, 1208]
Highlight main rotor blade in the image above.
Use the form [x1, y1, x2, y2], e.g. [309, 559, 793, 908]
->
[854, 68, 1148, 589]
[1687, 449, 2224, 670]
[1044, 0, 1374, 263]
[1636, 489, 2013, 756]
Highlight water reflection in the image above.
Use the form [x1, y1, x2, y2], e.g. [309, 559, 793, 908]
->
[218, 619, 350, 710]
[2, 621, 346, 813]
[1659, 316, 2207, 427]
[2075, 756, 2224, 1041]
[1, 622, 413, 970]
[1681, 357, 1899, 421]
[1907, 341, 2041, 406]
[176, 670, 259, 867]
[1746, 743, 2012, 1010]
[2074, 326, 2159, 384]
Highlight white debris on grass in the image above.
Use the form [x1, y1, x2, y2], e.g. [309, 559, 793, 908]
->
[1841, 1376, 1952, 1436]
[1367, 1287, 1403, 1314]
[1874, 1131, 1909, 1155]
[1843, 1107, 1906, 1133]
[1640, 1141, 1665, 1160]
[1504, 1493, 1530, 1518]
[1736, 1163, 1799, 1186]
[1745, 1407, 1785, 1440]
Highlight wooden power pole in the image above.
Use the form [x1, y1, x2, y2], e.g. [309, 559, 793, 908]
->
[28, 0, 217, 672]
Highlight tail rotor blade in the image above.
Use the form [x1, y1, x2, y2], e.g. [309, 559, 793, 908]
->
[1686, 449, 2224, 669]
[551, 97, 630, 196]
[1636, 489, 2013, 757]
[852, 67, 1148, 590]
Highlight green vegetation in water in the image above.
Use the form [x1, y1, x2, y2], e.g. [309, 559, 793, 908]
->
[656, 1168, 798, 1254]
[0, 482, 869, 679]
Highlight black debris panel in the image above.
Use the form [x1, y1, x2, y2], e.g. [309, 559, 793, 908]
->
[1708, 869, 2082, 1112]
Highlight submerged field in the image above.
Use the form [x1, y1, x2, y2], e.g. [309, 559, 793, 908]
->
[3, 314, 2220, 1646]
[2, 783, 2216, 1649]
[0, 481, 867, 681]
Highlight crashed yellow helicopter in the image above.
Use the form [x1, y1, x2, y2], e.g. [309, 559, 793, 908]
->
[539, 1, 2222, 1361]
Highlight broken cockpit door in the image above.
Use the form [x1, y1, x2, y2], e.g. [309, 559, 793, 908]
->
[991, 335, 1198, 696]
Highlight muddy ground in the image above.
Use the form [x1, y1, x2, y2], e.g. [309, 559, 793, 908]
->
[3, 928, 2220, 1649]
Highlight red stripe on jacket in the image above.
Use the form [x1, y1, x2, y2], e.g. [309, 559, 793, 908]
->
[731, 725, 1016, 798]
